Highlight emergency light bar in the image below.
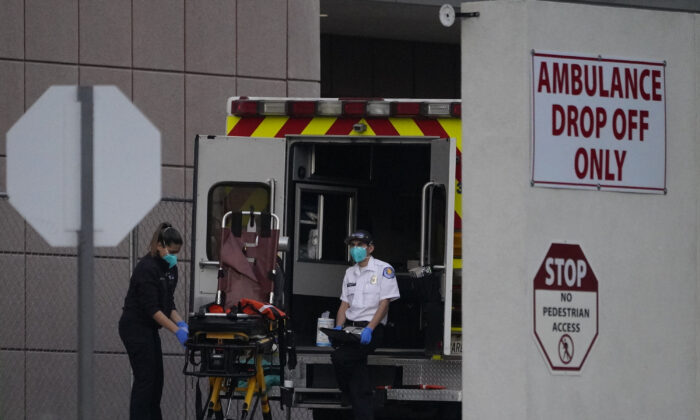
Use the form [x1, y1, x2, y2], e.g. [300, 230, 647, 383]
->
[229, 97, 461, 119]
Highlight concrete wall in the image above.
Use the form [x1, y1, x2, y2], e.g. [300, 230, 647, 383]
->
[460, 1, 698, 419]
[0, 1, 319, 418]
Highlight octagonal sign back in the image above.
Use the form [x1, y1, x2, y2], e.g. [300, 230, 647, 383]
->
[533, 243, 598, 373]
[6, 86, 161, 247]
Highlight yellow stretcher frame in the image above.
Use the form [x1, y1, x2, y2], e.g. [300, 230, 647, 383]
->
[184, 325, 278, 420]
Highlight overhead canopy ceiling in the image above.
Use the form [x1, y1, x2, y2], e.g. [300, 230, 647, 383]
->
[320, 0, 461, 44]
[319, 0, 698, 45]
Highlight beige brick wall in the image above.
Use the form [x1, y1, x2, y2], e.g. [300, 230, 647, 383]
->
[0, 1, 319, 418]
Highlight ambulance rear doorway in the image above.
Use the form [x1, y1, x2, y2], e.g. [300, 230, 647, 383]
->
[286, 136, 455, 354]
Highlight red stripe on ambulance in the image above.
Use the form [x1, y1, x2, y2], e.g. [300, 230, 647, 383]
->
[275, 117, 312, 137]
[326, 118, 361, 135]
[229, 117, 264, 136]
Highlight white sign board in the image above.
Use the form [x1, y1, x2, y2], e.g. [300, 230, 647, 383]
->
[531, 52, 666, 193]
[534, 243, 598, 373]
[6, 86, 161, 247]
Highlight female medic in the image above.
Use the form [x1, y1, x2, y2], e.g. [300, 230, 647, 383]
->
[119, 222, 187, 420]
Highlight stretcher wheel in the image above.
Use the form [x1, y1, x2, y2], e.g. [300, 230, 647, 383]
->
[205, 409, 224, 420]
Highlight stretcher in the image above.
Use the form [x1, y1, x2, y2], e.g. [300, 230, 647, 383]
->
[183, 210, 294, 420]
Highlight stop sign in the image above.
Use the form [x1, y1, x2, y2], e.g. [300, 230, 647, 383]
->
[6, 86, 161, 247]
[533, 243, 598, 373]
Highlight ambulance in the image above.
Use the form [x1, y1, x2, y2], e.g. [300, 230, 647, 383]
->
[190, 97, 463, 416]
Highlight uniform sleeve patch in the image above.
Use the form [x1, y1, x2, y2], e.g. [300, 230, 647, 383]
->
[383, 267, 395, 279]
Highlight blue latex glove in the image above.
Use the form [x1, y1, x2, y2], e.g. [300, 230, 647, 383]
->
[175, 327, 188, 347]
[176, 321, 189, 332]
[334, 325, 343, 330]
[360, 327, 373, 345]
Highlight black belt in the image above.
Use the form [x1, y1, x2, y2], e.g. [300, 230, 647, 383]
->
[345, 320, 369, 327]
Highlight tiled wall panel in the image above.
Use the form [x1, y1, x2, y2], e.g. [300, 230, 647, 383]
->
[185, 0, 237, 75]
[133, 0, 185, 71]
[288, 0, 321, 81]
[25, 255, 77, 350]
[163, 166, 186, 199]
[288, 80, 321, 98]
[161, 354, 187, 418]
[24, 62, 78, 109]
[3, 0, 321, 417]
[25, 0, 79, 63]
[0, 254, 25, 349]
[79, 66, 133, 99]
[95, 258, 131, 352]
[184, 74, 237, 166]
[133, 71, 185, 167]
[0, 199, 25, 253]
[95, 353, 131, 419]
[0, 0, 24, 59]
[237, 0, 287, 79]
[0, 156, 5, 192]
[26, 351, 77, 419]
[237, 77, 287, 98]
[0, 351, 25, 419]
[79, 0, 132, 67]
[186, 168, 195, 199]
[0, 60, 24, 156]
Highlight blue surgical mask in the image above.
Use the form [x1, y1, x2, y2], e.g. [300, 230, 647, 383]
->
[163, 253, 177, 269]
[350, 246, 367, 263]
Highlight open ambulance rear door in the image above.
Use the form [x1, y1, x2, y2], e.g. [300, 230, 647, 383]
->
[190, 135, 286, 312]
[428, 137, 457, 355]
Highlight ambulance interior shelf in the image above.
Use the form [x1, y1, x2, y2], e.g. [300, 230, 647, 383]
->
[287, 141, 449, 352]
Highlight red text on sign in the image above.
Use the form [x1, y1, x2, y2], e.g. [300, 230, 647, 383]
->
[537, 62, 663, 102]
[552, 105, 649, 141]
[574, 148, 627, 181]
[612, 109, 649, 141]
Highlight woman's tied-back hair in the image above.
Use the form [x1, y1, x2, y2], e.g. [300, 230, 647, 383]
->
[148, 222, 183, 256]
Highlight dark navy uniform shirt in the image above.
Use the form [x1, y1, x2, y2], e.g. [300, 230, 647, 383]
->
[121, 254, 178, 329]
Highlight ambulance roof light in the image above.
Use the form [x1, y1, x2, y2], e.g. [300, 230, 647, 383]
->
[391, 102, 421, 117]
[289, 101, 317, 117]
[317, 101, 342, 116]
[259, 100, 287, 116]
[231, 99, 259, 117]
[342, 101, 367, 117]
[421, 102, 451, 117]
[228, 97, 461, 119]
[450, 102, 461, 117]
[367, 101, 390, 117]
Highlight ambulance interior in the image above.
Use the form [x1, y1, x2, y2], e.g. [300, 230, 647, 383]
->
[287, 139, 448, 352]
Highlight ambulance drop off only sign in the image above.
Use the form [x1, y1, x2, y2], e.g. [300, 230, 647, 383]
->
[534, 243, 598, 373]
[531, 51, 666, 194]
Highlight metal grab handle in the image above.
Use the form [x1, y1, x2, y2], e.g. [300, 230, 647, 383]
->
[317, 195, 324, 260]
[222, 210, 279, 230]
[420, 181, 436, 267]
[267, 178, 275, 214]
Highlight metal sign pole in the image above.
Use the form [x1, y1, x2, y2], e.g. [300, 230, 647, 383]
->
[77, 86, 95, 420]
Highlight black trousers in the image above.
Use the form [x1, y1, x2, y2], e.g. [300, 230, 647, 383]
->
[330, 324, 384, 420]
[119, 316, 164, 420]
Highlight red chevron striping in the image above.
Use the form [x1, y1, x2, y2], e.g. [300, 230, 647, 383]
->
[366, 118, 399, 136]
[275, 117, 313, 137]
[229, 117, 264, 136]
[326, 118, 361, 135]
[414, 119, 450, 138]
